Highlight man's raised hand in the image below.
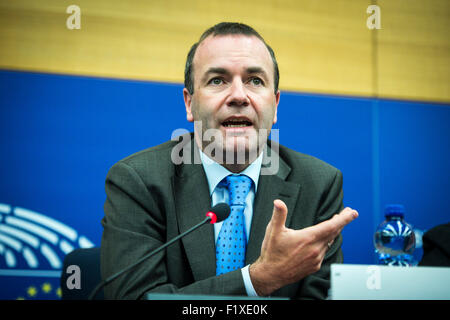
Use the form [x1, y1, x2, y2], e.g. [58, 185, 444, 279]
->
[249, 200, 358, 296]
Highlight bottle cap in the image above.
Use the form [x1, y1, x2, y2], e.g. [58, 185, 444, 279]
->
[384, 204, 405, 218]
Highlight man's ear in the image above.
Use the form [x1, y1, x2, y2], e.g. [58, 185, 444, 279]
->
[183, 88, 194, 122]
[273, 90, 280, 124]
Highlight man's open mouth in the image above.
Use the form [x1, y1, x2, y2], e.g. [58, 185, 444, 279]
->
[221, 118, 253, 128]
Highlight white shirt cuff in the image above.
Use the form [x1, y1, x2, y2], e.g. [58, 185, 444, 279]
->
[241, 264, 258, 297]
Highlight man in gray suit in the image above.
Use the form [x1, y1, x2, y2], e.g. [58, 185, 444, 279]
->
[100, 22, 358, 300]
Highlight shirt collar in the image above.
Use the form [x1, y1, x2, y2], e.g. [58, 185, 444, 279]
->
[200, 151, 263, 195]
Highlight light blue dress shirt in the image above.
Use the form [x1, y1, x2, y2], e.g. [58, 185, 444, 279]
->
[199, 151, 262, 297]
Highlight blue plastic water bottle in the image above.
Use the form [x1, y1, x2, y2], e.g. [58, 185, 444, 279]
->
[374, 204, 416, 266]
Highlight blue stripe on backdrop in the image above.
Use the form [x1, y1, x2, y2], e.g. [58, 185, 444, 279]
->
[378, 100, 450, 230]
[0, 70, 449, 299]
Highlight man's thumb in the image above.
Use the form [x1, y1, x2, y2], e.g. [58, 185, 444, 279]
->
[271, 199, 288, 231]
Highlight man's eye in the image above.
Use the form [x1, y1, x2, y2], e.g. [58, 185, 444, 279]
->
[250, 77, 263, 86]
[209, 78, 224, 85]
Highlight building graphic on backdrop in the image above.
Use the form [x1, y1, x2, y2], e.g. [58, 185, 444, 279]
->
[0, 203, 94, 299]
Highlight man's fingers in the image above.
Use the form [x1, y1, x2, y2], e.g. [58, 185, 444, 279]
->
[329, 207, 358, 236]
[270, 199, 288, 232]
[309, 207, 358, 241]
[333, 207, 358, 228]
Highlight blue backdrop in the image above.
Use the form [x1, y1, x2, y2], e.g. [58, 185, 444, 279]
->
[0, 70, 449, 299]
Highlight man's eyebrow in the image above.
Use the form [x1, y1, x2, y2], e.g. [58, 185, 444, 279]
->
[201, 67, 230, 82]
[246, 67, 269, 79]
[201, 66, 269, 82]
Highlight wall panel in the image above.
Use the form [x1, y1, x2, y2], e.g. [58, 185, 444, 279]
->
[2, 0, 446, 102]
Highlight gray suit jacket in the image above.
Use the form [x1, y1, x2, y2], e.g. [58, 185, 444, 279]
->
[100, 133, 344, 299]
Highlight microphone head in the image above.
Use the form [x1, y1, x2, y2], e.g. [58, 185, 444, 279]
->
[206, 203, 230, 224]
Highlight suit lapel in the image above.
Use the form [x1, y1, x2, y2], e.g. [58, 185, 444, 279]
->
[173, 138, 217, 282]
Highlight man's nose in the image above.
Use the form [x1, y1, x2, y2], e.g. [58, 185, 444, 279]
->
[226, 78, 250, 107]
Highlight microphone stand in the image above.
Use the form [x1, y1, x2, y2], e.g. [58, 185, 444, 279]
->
[88, 216, 211, 300]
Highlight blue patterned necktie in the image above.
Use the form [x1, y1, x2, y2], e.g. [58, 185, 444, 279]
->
[216, 174, 253, 275]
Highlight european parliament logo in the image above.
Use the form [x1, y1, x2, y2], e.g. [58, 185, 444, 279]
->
[0, 203, 94, 299]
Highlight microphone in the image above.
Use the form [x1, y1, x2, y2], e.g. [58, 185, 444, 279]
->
[88, 203, 230, 300]
[205, 202, 230, 224]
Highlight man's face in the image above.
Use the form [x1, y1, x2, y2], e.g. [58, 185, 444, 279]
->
[183, 34, 280, 164]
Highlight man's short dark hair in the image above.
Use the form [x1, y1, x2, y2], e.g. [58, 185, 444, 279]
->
[184, 22, 280, 95]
